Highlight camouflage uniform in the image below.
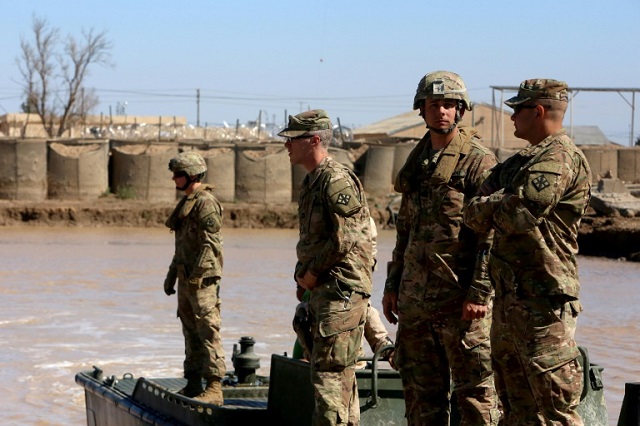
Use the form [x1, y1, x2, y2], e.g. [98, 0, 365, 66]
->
[299, 156, 373, 426]
[165, 176, 226, 384]
[280, 109, 373, 425]
[292, 297, 392, 364]
[386, 123, 499, 425]
[464, 79, 592, 426]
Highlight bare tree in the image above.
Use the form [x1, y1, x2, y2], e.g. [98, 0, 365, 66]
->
[16, 15, 113, 137]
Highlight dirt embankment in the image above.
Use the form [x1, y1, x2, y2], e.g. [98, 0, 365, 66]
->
[0, 197, 638, 262]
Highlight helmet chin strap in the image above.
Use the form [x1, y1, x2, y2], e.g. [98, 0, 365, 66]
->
[175, 172, 195, 191]
[178, 179, 191, 191]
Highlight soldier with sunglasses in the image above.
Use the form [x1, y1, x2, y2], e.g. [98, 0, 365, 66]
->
[464, 79, 592, 425]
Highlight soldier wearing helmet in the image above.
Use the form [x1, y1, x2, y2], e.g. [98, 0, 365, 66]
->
[383, 71, 500, 425]
[168, 151, 208, 191]
[413, 70, 473, 135]
[164, 150, 226, 406]
[464, 79, 591, 425]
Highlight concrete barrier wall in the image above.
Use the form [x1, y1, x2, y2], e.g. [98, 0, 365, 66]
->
[0, 139, 47, 200]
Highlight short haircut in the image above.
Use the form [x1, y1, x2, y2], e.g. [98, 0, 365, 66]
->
[312, 128, 333, 149]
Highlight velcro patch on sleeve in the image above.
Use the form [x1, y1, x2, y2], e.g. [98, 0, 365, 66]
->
[327, 179, 362, 217]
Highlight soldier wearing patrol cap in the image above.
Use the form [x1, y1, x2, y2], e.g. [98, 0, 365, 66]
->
[382, 71, 500, 425]
[280, 109, 374, 425]
[464, 79, 592, 425]
[164, 151, 226, 406]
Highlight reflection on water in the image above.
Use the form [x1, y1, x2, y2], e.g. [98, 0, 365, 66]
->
[0, 227, 637, 425]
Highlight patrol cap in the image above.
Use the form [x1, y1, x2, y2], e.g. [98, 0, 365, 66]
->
[278, 109, 332, 138]
[505, 79, 569, 107]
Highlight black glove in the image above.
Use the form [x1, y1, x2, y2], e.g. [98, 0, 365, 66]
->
[163, 267, 177, 296]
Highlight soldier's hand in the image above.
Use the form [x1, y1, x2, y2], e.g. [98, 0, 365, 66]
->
[163, 268, 177, 296]
[387, 349, 396, 370]
[462, 300, 487, 320]
[382, 292, 399, 325]
[296, 271, 318, 291]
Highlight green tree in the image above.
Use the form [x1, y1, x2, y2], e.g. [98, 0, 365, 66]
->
[16, 15, 113, 137]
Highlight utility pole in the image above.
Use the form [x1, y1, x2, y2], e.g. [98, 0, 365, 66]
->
[196, 89, 201, 127]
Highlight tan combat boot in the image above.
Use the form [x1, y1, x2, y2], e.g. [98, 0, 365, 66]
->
[194, 377, 224, 406]
[177, 375, 203, 398]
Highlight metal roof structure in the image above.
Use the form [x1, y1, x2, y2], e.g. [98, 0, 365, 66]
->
[490, 86, 640, 147]
[571, 125, 615, 146]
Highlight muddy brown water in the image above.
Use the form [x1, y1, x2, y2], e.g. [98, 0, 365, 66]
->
[0, 227, 637, 425]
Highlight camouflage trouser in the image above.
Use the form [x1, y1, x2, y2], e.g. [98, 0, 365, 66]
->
[492, 276, 583, 426]
[396, 278, 499, 426]
[309, 278, 368, 426]
[177, 277, 226, 380]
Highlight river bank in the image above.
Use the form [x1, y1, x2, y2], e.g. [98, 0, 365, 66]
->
[0, 196, 639, 261]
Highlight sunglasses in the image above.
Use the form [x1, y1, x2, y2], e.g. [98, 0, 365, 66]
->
[513, 104, 538, 114]
[286, 135, 313, 142]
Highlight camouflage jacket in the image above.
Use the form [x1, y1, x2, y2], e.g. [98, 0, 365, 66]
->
[295, 156, 373, 295]
[384, 126, 498, 306]
[165, 184, 223, 283]
[464, 129, 592, 299]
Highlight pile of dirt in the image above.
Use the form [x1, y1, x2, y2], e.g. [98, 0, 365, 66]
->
[1, 196, 639, 261]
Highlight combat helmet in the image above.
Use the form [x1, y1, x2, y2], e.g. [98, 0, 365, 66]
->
[168, 151, 207, 176]
[413, 70, 473, 111]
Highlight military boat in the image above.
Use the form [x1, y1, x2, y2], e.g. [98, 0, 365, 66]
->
[76, 338, 613, 425]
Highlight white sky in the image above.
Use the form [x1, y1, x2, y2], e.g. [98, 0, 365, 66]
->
[1, 0, 639, 145]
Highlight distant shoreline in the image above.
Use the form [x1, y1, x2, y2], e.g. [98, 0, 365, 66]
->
[0, 197, 638, 262]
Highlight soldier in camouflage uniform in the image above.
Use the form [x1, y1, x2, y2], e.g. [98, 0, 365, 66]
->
[293, 217, 393, 366]
[163, 151, 226, 406]
[382, 71, 499, 425]
[280, 109, 374, 426]
[464, 79, 592, 425]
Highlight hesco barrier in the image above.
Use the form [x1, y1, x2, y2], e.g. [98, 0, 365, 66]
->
[235, 143, 291, 203]
[618, 148, 640, 183]
[0, 139, 47, 200]
[363, 144, 395, 196]
[196, 144, 236, 203]
[328, 147, 354, 171]
[5, 139, 639, 203]
[393, 142, 417, 184]
[48, 140, 109, 199]
[578, 146, 618, 182]
[111, 143, 178, 201]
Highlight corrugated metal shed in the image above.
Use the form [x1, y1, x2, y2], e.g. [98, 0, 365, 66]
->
[353, 103, 528, 149]
[570, 125, 616, 146]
